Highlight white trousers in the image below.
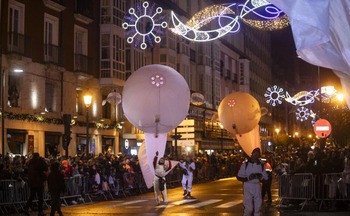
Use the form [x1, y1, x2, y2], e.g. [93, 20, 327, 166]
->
[181, 173, 193, 192]
[243, 182, 262, 216]
[154, 177, 167, 204]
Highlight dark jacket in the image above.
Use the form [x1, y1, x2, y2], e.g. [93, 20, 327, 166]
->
[27, 157, 48, 188]
[48, 171, 66, 194]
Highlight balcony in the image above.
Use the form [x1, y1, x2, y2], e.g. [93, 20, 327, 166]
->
[43, 0, 66, 12]
[44, 44, 64, 66]
[7, 32, 31, 57]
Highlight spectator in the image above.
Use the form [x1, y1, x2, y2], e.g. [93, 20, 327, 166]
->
[23, 153, 48, 216]
[48, 162, 65, 216]
[261, 158, 273, 204]
[61, 159, 72, 177]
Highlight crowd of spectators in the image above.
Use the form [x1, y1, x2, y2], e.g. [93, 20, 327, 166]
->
[0, 140, 349, 198]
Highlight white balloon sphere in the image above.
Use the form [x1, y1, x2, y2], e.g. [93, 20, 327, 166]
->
[122, 64, 190, 134]
[218, 92, 261, 135]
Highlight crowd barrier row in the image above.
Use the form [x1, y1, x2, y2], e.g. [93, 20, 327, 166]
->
[0, 168, 184, 215]
[278, 172, 350, 211]
[0, 164, 238, 214]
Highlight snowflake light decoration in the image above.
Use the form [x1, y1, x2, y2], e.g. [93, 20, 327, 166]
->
[264, 85, 285, 106]
[296, 106, 310, 122]
[122, 1, 167, 49]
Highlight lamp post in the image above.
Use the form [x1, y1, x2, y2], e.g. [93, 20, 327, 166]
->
[83, 91, 92, 156]
[1, 69, 4, 156]
[219, 122, 224, 151]
[275, 128, 280, 147]
[171, 128, 182, 159]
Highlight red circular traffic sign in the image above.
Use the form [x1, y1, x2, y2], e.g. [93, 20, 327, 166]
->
[314, 119, 332, 138]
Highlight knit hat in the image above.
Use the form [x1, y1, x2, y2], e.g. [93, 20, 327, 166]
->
[251, 148, 261, 156]
[62, 160, 68, 168]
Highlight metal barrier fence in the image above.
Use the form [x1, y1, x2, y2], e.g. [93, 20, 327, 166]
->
[0, 166, 230, 214]
[278, 172, 350, 211]
[0, 179, 51, 214]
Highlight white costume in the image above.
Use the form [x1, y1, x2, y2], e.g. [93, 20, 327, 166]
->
[153, 156, 171, 205]
[237, 160, 268, 216]
[179, 159, 196, 195]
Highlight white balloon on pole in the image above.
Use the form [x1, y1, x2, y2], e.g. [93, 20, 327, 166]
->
[236, 125, 261, 156]
[122, 64, 190, 134]
[218, 92, 261, 135]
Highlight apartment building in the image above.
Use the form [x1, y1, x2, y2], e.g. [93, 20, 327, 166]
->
[0, 0, 274, 157]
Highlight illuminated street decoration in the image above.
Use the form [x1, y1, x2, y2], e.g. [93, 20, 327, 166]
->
[123, 1, 167, 49]
[239, 0, 289, 31]
[295, 106, 310, 122]
[320, 86, 337, 103]
[285, 90, 319, 106]
[170, 0, 288, 42]
[309, 109, 317, 125]
[264, 85, 285, 106]
[265, 85, 341, 123]
[170, 8, 240, 42]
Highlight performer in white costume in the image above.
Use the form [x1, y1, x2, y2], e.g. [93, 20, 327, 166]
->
[179, 156, 196, 197]
[153, 151, 172, 205]
[237, 148, 268, 216]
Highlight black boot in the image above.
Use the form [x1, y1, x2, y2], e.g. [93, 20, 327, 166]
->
[183, 190, 187, 196]
[187, 192, 191, 197]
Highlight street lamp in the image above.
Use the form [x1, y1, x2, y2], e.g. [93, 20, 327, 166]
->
[219, 122, 224, 151]
[275, 128, 280, 146]
[83, 91, 92, 156]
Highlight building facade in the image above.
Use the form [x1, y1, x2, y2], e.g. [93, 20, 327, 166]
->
[0, 0, 274, 158]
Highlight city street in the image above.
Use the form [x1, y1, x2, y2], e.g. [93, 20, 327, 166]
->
[16, 177, 350, 216]
[22, 177, 279, 216]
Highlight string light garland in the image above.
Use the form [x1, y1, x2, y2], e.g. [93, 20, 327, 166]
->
[4, 112, 116, 129]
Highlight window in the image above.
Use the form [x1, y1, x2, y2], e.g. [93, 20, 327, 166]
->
[45, 81, 56, 112]
[8, 74, 20, 107]
[160, 54, 167, 63]
[8, 1, 25, 52]
[44, 13, 59, 62]
[76, 90, 83, 115]
[74, 26, 88, 71]
[102, 94, 112, 119]
[74, 25, 88, 55]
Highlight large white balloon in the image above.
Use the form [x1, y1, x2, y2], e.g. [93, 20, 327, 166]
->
[122, 64, 190, 134]
[218, 92, 261, 135]
[236, 125, 261, 156]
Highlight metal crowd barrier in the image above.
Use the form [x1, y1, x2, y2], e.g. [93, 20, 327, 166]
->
[166, 167, 182, 188]
[278, 172, 350, 211]
[61, 176, 85, 206]
[0, 166, 230, 214]
[0, 179, 50, 214]
[278, 173, 314, 210]
[315, 172, 350, 210]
